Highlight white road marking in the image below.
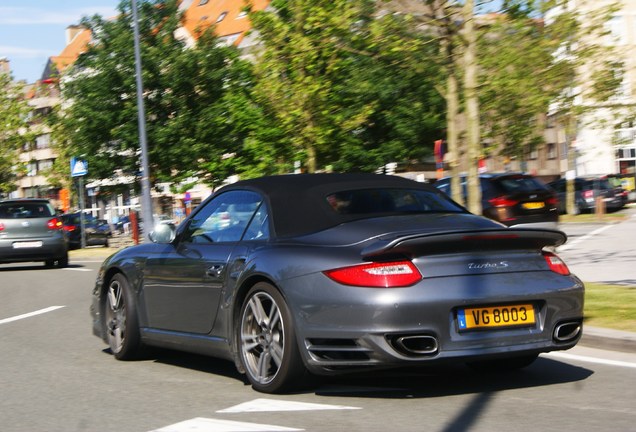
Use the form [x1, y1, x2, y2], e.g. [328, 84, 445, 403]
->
[70, 260, 104, 263]
[63, 267, 93, 272]
[218, 398, 361, 413]
[546, 352, 636, 369]
[558, 225, 614, 251]
[150, 417, 303, 432]
[0, 306, 65, 325]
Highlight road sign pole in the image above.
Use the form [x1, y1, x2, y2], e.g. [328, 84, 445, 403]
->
[78, 175, 86, 249]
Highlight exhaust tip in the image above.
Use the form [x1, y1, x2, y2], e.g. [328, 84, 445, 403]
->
[391, 334, 439, 356]
[553, 321, 582, 342]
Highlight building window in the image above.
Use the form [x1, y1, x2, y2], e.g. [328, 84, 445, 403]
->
[38, 159, 53, 171]
[607, 15, 626, 45]
[35, 134, 50, 149]
[236, 10, 248, 19]
[216, 11, 228, 23]
[198, 0, 209, 5]
[529, 149, 538, 160]
[219, 32, 241, 46]
[547, 143, 556, 159]
[27, 162, 37, 177]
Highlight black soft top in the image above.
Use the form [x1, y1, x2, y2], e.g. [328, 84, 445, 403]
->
[214, 173, 456, 238]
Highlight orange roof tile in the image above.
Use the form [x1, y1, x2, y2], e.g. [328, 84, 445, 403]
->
[50, 28, 91, 75]
[182, 0, 270, 45]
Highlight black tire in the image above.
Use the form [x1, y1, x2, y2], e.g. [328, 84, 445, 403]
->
[467, 354, 538, 372]
[104, 273, 144, 360]
[56, 252, 69, 268]
[44, 253, 68, 268]
[238, 282, 307, 393]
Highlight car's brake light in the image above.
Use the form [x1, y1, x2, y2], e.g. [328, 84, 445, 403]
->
[543, 251, 570, 275]
[489, 196, 518, 207]
[0, 222, 4, 231]
[582, 190, 594, 199]
[63, 225, 76, 232]
[324, 261, 422, 287]
[48, 217, 64, 230]
[546, 196, 558, 205]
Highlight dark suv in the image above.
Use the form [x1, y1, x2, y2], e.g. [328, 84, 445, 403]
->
[0, 198, 68, 268]
[434, 173, 559, 228]
[548, 177, 626, 214]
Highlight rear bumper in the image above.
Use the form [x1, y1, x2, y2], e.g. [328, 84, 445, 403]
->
[283, 271, 584, 374]
[0, 236, 67, 264]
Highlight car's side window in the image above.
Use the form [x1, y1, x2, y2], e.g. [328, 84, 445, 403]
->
[184, 190, 262, 244]
[243, 204, 270, 241]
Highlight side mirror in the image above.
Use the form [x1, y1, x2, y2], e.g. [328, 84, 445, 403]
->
[149, 223, 176, 244]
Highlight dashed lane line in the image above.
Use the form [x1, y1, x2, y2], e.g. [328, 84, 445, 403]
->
[558, 224, 614, 252]
[0, 306, 65, 325]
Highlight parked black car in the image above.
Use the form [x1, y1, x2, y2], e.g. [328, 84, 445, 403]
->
[0, 198, 68, 267]
[434, 173, 559, 228]
[60, 212, 110, 249]
[548, 176, 626, 214]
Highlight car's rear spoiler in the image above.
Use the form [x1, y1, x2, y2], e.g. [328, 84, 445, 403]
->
[361, 228, 567, 259]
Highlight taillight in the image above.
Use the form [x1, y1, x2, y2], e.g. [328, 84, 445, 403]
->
[47, 217, 63, 230]
[324, 261, 422, 288]
[63, 225, 76, 232]
[543, 251, 570, 275]
[582, 190, 594, 199]
[546, 196, 558, 206]
[488, 196, 519, 207]
[0, 222, 4, 231]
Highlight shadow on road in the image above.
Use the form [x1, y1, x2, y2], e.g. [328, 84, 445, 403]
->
[121, 348, 592, 398]
[313, 356, 592, 399]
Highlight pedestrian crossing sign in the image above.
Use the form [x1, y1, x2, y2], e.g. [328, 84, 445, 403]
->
[70, 157, 88, 177]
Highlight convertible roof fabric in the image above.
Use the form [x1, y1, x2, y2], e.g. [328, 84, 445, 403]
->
[215, 173, 441, 238]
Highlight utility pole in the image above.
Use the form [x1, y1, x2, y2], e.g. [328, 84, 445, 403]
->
[131, 0, 154, 239]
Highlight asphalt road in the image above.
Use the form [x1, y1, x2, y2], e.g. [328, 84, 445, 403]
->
[1, 258, 636, 432]
[556, 205, 636, 286]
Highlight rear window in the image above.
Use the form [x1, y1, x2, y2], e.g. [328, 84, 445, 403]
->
[494, 176, 548, 193]
[0, 202, 55, 219]
[326, 188, 464, 215]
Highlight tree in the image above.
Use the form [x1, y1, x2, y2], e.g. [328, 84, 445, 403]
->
[51, 0, 252, 192]
[0, 72, 32, 195]
[248, 0, 445, 174]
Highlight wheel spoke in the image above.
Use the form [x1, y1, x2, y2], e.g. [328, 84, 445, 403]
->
[268, 303, 280, 329]
[241, 332, 260, 352]
[270, 340, 283, 367]
[248, 295, 268, 325]
[257, 350, 272, 382]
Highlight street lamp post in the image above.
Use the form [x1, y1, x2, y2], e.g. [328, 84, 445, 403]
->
[131, 0, 154, 240]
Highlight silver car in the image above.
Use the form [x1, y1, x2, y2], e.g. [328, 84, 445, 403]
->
[91, 173, 583, 393]
[0, 198, 68, 268]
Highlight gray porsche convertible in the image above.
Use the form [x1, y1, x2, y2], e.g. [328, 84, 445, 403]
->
[91, 173, 583, 393]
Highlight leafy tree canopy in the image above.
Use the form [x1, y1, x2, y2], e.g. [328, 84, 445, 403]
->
[0, 72, 32, 195]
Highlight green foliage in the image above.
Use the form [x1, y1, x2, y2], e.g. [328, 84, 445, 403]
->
[248, 0, 444, 173]
[0, 72, 32, 195]
[54, 0, 252, 190]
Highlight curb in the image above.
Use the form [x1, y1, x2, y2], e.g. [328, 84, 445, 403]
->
[580, 326, 636, 353]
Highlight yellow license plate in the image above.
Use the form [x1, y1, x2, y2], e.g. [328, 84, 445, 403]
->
[457, 304, 535, 330]
[522, 202, 545, 209]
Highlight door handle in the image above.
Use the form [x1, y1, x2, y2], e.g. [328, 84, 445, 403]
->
[206, 264, 225, 278]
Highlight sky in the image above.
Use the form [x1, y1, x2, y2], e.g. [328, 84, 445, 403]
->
[0, 1, 120, 83]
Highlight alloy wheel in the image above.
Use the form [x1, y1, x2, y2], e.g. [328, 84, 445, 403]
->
[240, 291, 285, 385]
[106, 278, 126, 354]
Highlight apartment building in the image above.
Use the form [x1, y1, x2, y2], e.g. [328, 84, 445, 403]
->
[547, 0, 636, 181]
